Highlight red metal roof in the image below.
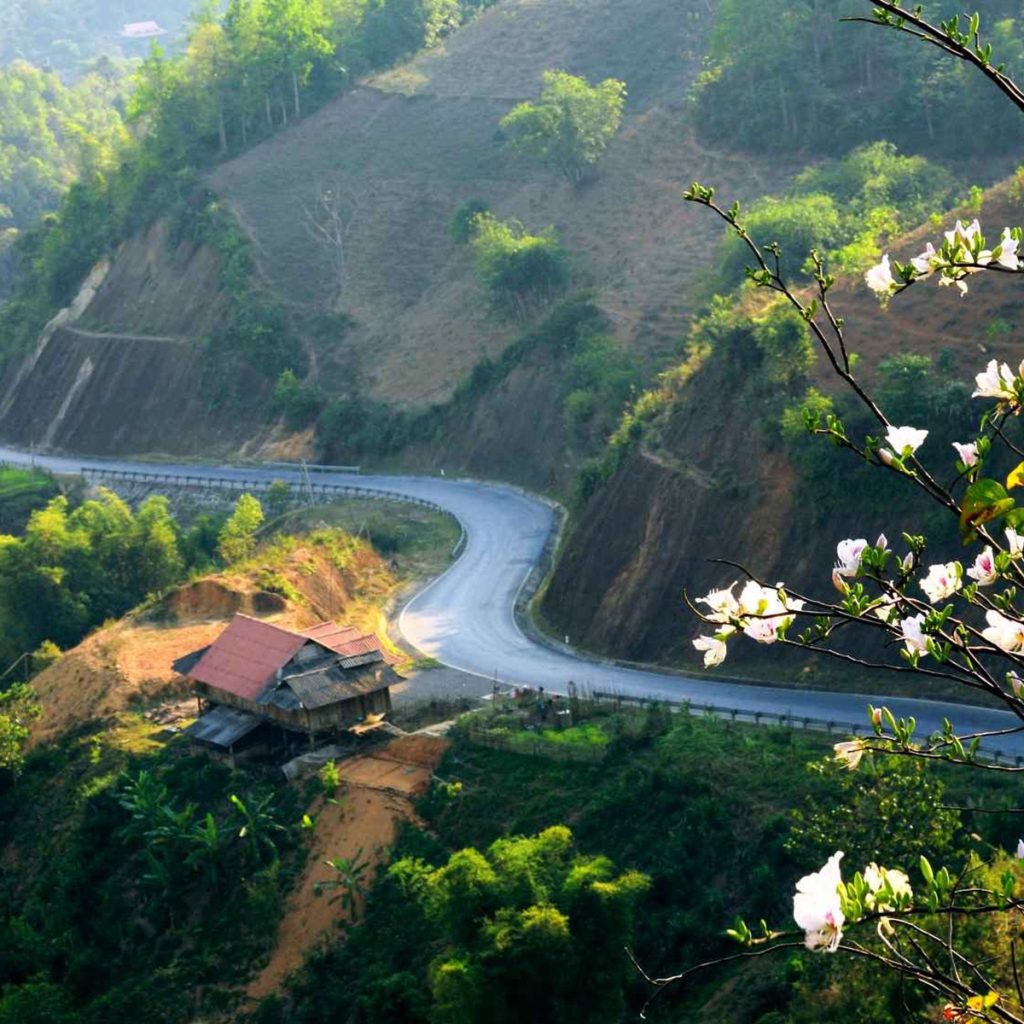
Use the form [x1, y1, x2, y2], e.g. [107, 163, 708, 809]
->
[190, 616, 307, 701]
[300, 622, 399, 664]
[189, 615, 397, 700]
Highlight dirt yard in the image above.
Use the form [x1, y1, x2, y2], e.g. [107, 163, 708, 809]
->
[245, 734, 449, 1002]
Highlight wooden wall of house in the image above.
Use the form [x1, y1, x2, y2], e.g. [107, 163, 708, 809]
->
[197, 681, 392, 734]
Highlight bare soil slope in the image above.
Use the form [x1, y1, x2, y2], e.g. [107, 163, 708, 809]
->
[29, 535, 399, 744]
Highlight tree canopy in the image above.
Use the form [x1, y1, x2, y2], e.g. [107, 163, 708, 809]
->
[500, 70, 627, 185]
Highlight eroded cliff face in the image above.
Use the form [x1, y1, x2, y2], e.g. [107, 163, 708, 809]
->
[0, 220, 272, 456]
[539, 341, 902, 669]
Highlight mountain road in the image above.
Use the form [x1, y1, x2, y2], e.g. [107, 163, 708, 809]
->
[3, 445, 1022, 755]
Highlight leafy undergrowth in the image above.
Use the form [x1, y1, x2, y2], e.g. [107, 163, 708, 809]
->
[0, 718, 307, 1022]
[257, 706, 1022, 1024]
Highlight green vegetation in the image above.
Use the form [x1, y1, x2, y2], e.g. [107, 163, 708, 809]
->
[258, 705, 1019, 1023]
[717, 142, 961, 287]
[270, 498, 460, 579]
[0, 466, 61, 534]
[0, 1, 196, 75]
[315, 295, 640, 467]
[0, 60, 130, 297]
[0, 722, 303, 1021]
[218, 493, 266, 563]
[469, 213, 570, 319]
[500, 70, 627, 185]
[694, 0, 1024, 158]
[0, 684, 40, 777]
[0, 489, 273, 673]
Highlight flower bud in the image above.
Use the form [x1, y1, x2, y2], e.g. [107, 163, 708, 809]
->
[871, 707, 883, 729]
[832, 568, 849, 594]
[878, 448, 894, 467]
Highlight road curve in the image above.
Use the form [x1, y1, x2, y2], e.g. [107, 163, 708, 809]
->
[3, 445, 1022, 755]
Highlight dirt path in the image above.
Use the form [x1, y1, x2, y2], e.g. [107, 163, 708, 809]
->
[245, 735, 449, 1002]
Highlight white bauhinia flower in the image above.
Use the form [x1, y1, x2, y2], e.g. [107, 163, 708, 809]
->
[910, 242, 937, 276]
[967, 546, 998, 586]
[900, 614, 928, 655]
[793, 852, 845, 952]
[972, 359, 1017, 401]
[982, 610, 1024, 653]
[835, 538, 868, 577]
[945, 218, 981, 249]
[693, 634, 728, 667]
[863, 864, 912, 913]
[833, 739, 864, 771]
[951, 441, 978, 467]
[997, 228, 1021, 270]
[865, 254, 897, 296]
[919, 562, 962, 604]
[697, 582, 739, 624]
[1008, 527, 1024, 559]
[737, 581, 804, 644]
[871, 593, 898, 622]
[885, 425, 928, 456]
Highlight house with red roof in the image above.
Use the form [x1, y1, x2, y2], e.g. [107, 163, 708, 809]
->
[174, 614, 398, 758]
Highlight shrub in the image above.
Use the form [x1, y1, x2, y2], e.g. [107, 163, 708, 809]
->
[449, 199, 490, 244]
[470, 213, 569, 318]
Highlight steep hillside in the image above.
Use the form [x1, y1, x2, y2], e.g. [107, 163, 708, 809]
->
[542, 180, 1024, 674]
[0, 219, 274, 455]
[0, 0, 798, 483]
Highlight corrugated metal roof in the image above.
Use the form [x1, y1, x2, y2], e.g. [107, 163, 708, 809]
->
[189, 616, 307, 701]
[185, 706, 263, 748]
[301, 623, 398, 664]
[282, 663, 390, 709]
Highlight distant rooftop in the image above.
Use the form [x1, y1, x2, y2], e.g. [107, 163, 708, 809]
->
[121, 21, 166, 39]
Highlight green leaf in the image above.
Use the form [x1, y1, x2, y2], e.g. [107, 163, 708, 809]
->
[960, 478, 1015, 540]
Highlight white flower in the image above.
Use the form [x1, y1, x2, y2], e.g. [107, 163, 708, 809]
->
[697, 583, 739, 624]
[996, 228, 1020, 270]
[863, 864, 912, 912]
[973, 359, 1017, 401]
[870, 593, 898, 622]
[910, 242, 937, 277]
[865, 255, 897, 296]
[967, 547, 998, 586]
[982, 610, 1024, 653]
[835, 538, 868, 578]
[1008, 527, 1024, 559]
[793, 852, 845, 952]
[737, 581, 804, 644]
[833, 739, 864, 771]
[952, 441, 978, 467]
[1016, 838, 1024, 859]
[919, 562, 962, 604]
[885, 426, 928, 456]
[901, 614, 928, 655]
[693, 634, 728, 667]
[945, 218, 981, 249]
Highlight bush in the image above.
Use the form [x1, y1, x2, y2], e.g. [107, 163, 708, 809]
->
[449, 199, 490, 244]
[470, 214, 569, 318]
[718, 193, 841, 287]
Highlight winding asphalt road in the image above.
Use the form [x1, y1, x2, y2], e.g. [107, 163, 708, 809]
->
[3, 445, 1023, 755]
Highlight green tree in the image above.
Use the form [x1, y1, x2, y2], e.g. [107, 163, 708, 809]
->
[500, 70, 627, 185]
[390, 825, 649, 1023]
[0, 684, 40, 777]
[217, 493, 265, 563]
[470, 214, 569, 318]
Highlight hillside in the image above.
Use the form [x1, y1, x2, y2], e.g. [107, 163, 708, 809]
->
[0, 0, 799, 487]
[541, 179, 1024, 672]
